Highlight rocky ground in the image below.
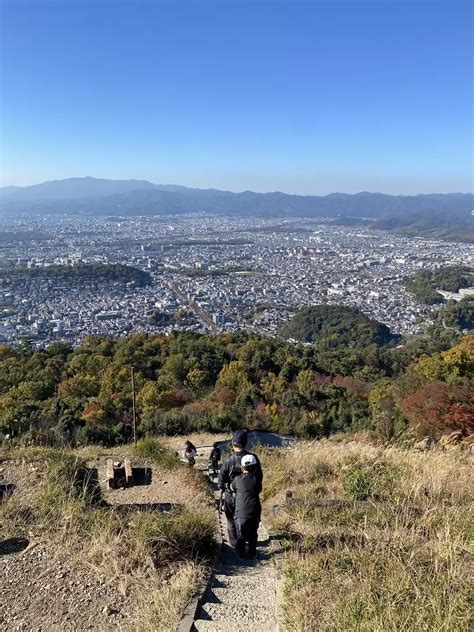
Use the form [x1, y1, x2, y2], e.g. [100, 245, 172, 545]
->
[0, 541, 135, 632]
[0, 454, 208, 632]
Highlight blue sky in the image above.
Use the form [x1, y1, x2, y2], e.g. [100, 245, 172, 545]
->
[1, 0, 472, 194]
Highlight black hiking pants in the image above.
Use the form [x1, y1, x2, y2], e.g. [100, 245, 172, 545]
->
[224, 491, 238, 546]
[235, 516, 259, 557]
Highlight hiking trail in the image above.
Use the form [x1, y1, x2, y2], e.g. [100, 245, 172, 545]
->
[190, 475, 280, 632]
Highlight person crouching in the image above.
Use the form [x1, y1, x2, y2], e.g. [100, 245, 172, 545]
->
[184, 440, 197, 467]
[231, 453, 262, 559]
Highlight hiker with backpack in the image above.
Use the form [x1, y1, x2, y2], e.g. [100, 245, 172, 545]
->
[218, 430, 263, 548]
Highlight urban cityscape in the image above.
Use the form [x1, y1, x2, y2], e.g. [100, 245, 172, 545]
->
[1, 213, 472, 346]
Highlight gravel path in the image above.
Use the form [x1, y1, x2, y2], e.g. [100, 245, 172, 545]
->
[191, 479, 279, 631]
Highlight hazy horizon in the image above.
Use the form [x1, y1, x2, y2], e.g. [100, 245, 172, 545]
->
[1, 175, 473, 198]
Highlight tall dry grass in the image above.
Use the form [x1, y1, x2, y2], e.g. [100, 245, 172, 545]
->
[260, 439, 473, 632]
[0, 444, 216, 630]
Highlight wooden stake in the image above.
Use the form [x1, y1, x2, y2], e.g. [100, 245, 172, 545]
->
[131, 366, 137, 446]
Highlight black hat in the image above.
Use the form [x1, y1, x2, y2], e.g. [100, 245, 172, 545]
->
[232, 430, 248, 448]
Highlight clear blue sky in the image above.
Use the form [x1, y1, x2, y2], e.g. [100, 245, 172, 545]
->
[1, 0, 472, 194]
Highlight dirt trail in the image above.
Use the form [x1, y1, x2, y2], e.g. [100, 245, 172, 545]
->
[191, 479, 279, 632]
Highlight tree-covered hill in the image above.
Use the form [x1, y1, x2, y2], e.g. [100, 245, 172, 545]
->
[433, 298, 474, 332]
[1, 327, 471, 447]
[404, 266, 473, 305]
[0, 263, 152, 287]
[278, 304, 396, 347]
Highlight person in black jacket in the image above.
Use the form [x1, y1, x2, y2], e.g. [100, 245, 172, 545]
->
[218, 430, 263, 547]
[209, 442, 221, 476]
[231, 453, 262, 558]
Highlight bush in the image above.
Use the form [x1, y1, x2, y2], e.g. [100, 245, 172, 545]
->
[160, 409, 191, 435]
[309, 461, 334, 482]
[76, 423, 123, 446]
[342, 457, 404, 501]
[132, 437, 180, 469]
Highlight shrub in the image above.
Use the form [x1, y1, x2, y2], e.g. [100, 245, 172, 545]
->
[309, 461, 334, 482]
[76, 423, 122, 446]
[342, 457, 404, 501]
[160, 409, 191, 435]
[132, 437, 180, 469]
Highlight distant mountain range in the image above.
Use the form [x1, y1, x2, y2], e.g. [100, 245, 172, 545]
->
[1, 177, 473, 241]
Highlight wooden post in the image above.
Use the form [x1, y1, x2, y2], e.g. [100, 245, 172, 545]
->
[131, 367, 137, 446]
[124, 457, 133, 487]
[106, 459, 115, 489]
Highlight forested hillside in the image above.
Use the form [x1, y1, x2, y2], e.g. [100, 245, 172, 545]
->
[404, 266, 473, 305]
[0, 263, 152, 287]
[278, 304, 397, 346]
[1, 325, 472, 446]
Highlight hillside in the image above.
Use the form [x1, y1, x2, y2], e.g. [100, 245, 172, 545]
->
[438, 298, 474, 331]
[0, 439, 215, 631]
[1, 178, 472, 242]
[1, 433, 472, 631]
[0, 329, 472, 446]
[278, 304, 397, 347]
[261, 437, 473, 631]
[0, 263, 152, 287]
[404, 266, 474, 305]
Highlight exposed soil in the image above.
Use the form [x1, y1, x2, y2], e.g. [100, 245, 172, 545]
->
[95, 458, 205, 509]
[0, 455, 209, 632]
[0, 542, 135, 632]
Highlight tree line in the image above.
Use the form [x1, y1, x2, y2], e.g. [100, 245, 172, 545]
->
[0, 325, 471, 446]
[0, 263, 152, 287]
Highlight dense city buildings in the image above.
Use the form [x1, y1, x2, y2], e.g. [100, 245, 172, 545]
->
[0, 213, 472, 346]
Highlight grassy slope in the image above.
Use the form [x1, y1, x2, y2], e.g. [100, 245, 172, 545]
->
[259, 438, 473, 632]
[2, 434, 472, 630]
[0, 438, 216, 631]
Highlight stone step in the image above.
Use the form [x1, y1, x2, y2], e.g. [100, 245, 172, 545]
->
[193, 618, 277, 632]
[208, 585, 274, 604]
[192, 620, 244, 632]
[198, 600, 274, 624]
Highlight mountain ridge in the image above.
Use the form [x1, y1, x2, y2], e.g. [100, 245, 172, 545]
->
[2, 176, 472, 203]
[1, 177, 473, 242]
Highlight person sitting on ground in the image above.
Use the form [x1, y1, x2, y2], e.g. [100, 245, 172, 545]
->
[231, 453, 262, 559]
[218, 430, 263, 547]
[209, 442, 221, 476]
[184, 440, 197, 467]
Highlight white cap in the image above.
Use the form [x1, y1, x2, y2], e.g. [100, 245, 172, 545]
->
[241, 454, 257, 467]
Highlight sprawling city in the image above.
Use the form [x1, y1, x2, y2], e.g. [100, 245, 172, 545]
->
[1, 213, 472, 346]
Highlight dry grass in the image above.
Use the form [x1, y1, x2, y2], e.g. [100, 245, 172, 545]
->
[0, 443, 216, 630]
[260, 438, 474, 632]
[132, 561, 206, 632]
